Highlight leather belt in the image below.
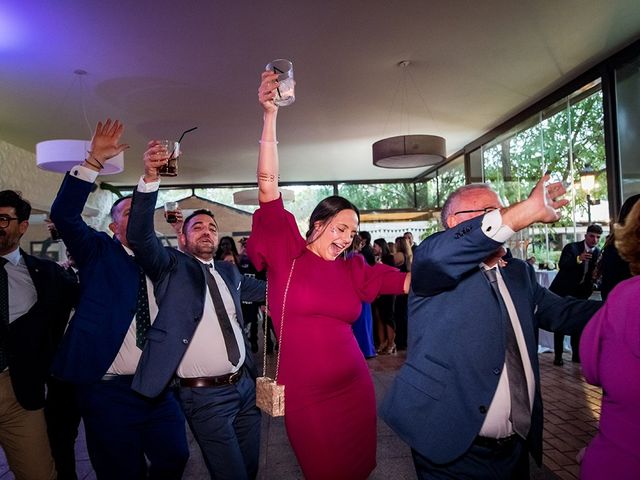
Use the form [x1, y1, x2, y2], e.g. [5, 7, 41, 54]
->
[474, 434, 519, 449]
[100, 374, 134, 383]
[179, 370, 242, 388]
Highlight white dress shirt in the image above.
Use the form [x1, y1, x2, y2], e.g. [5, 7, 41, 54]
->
[2, 247, 37, 324]
[478, 210, 536, 438]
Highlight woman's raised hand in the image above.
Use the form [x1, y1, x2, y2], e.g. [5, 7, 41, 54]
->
[258, 71, 280, 113]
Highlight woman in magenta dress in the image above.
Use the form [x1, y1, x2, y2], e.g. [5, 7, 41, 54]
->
[247, 70, 410, 479]
[579, 200, 640, 480]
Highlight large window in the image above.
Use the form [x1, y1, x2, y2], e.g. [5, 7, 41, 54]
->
[478, 81, 608, 264]
[615, 53, 640, 200]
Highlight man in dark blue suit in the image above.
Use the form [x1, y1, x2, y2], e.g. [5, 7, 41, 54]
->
[0, 190, 78, 479]
[50, 120, 189, 479]
[382, 176, 601, 479]
[126, 141, 266, 480]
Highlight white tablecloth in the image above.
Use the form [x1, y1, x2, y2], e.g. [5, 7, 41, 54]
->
[534, 270, 557, 288]
[535, 270, 558, 352]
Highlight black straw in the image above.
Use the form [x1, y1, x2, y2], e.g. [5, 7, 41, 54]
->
[273, 66, 283, 99]
[166, 127, 198, 161]
[178, 126, 198, 144]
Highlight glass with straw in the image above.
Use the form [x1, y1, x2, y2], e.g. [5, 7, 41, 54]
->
[159, 127, 198, 177]
[266, 59, 295, 106]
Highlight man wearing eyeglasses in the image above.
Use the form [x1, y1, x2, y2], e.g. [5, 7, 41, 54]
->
[382, 178, 601, 479]
[0, 190, 77, 480]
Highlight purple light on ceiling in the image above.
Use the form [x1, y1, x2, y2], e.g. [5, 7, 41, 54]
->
[0, 6, 24, 50]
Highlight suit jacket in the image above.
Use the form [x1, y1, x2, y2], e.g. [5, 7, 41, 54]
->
[598, 243, 631, 300]
[50, 173, 141, 384]
[549, 240, 600, 299]
[381, 215, 601, 465]
[127, 188, 266, 399]
[6, 251, 77, 409]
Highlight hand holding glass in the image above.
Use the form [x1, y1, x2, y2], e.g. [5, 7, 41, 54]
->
[266, 59, 295, 107]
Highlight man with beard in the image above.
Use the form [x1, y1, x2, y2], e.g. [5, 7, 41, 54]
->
[0, 190, 77, 479]
[127, 140, 266, 480]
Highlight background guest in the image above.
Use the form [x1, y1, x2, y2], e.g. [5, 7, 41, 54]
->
[596, 194, 640, 300]
[359, 231, 376, 266]
[549, 224, 602, 365]
[393, 236, 412, 351]
[372, 238, 397, 355]
[348, 234, 377, 358]
[0, 190, 78, 480]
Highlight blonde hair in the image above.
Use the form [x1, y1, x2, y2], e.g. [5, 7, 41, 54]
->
[614, 200, 640, 275]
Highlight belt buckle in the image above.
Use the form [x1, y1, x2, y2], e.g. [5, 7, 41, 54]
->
[229, 370, 241, 384]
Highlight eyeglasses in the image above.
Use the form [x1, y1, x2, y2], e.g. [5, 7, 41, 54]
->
[452, 207, 498, 216]
[0, 216, 20, 228]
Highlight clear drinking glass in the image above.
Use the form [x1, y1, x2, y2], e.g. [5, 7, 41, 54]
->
[164, 201, 179, 223]
[266, 59, 295, 107]
[158, 140, 180, 177]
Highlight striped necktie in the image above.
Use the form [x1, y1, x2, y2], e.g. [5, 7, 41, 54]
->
[484, 267, 531, 439]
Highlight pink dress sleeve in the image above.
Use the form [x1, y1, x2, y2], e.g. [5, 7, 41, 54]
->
[246, 195, 306, 271]
[580, 301, 606, 386]
[348, 254, 407, 303]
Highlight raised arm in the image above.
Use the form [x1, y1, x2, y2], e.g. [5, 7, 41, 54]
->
[126, 141, 174, 282]
[50, 119, 129, 266]
[500, 174, 568, 232]
[257, 70, 281, 203]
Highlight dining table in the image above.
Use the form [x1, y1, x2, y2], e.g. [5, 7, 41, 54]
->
[535, 269, 558, 353]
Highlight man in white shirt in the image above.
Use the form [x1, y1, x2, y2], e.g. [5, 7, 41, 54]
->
[127, 140, 266, 480]
[382, 177, 601, 479]
[50, 120, 189, 479]
[0, 190, 77, 479]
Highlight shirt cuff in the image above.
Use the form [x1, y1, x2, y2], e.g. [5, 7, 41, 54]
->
[481, 209, 515, 243]
[69, 164, 99, 183]
[137, 176, 160, 193]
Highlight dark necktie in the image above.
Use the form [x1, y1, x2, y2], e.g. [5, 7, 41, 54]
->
[484, 267, 531, 439]
[0, 258, 10, 370]
[205, 264, 240, 366]
[135, 266, 151, 350]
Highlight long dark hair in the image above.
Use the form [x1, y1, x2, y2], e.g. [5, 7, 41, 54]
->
[215, 235, 239, 260]
[374, 238, 390, 257]
[305, 196, 360, 242]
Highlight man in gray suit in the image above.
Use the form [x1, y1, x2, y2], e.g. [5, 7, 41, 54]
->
[127, 141, 265, 480]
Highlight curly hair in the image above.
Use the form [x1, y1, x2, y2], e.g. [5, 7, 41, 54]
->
[615, 200, 640, 275]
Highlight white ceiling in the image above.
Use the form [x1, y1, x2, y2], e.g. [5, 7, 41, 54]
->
[1, 1, 639, 187]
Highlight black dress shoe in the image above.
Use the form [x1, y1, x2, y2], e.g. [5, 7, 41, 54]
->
[553, 358, 564, 366]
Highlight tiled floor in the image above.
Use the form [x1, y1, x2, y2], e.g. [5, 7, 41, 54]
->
[0, 349, 598, 479]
